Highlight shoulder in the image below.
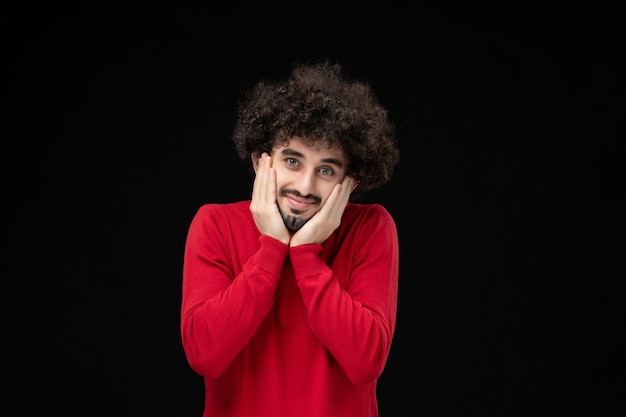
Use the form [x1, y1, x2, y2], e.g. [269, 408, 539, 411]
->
[331, 203, 398, 254]
[190, 201, 252, 229]
[344, 202, 394, 222]
[195, 200, 251, 217]
[342, 203, 397, 233]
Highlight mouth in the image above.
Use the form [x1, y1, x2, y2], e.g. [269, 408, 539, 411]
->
[285, 195, 316, 211]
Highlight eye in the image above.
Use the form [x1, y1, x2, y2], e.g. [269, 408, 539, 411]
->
[286, 158, 298, 166]
[319, 167, 334, 176]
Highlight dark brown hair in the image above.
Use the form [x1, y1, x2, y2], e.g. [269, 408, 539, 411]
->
[232, 60, 399, 194]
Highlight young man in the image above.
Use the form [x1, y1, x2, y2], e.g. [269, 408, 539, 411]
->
[181, 60, 400, 417]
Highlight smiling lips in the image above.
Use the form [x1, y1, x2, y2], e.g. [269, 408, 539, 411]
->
[285, 195, 316, 211]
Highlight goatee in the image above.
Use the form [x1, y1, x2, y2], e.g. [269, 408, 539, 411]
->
[278, 206, 311, 232]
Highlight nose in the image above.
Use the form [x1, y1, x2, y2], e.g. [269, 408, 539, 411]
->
[293, 170, 317, 197]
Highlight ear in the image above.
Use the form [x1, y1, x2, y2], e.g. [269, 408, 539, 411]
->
[251, 152, 260, 174]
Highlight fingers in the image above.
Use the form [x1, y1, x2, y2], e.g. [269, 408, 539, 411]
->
[333, 175, 356, 206]
[321, 176, 354, 219]
[252, 153, 274, 203]
[342, 175, 359, 193]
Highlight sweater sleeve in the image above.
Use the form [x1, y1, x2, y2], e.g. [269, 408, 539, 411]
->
[290, 204, 400, 385]
[180, 204, 288, 378]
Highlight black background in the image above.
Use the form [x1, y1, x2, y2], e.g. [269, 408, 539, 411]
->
[5, 2, 624, 416]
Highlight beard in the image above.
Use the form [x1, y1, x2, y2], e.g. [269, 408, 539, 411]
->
[277, 188, 321, 232]
[278, 206, 311, 232]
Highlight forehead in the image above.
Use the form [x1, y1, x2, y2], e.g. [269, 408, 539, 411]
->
[273, 136, 347, 166]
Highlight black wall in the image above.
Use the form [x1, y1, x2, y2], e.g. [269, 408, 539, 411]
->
[6, 3, 624, 416]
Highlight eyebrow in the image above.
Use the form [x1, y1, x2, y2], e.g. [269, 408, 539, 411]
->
[279, 148, 345, 169]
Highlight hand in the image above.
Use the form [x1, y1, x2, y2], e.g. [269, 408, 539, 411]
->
[289, 175, 358, 247]
[250, 153, 291, 245]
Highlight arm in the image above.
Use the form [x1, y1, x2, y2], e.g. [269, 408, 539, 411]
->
[291, 205, 400, 385]
[180, 205, 288, 378]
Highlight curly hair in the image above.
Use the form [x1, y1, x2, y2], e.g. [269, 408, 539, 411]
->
[232, 60, 400, 195]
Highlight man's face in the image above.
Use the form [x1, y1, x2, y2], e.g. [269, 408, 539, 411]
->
[270, 136, 348, 232]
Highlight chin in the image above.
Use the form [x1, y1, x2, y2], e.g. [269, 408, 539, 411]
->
[279, 208, 310, 232]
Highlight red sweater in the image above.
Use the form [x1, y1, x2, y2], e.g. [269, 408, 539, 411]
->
[181, 201, 399, 417]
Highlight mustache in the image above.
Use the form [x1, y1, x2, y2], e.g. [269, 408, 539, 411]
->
[279, 188, 322, 205]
